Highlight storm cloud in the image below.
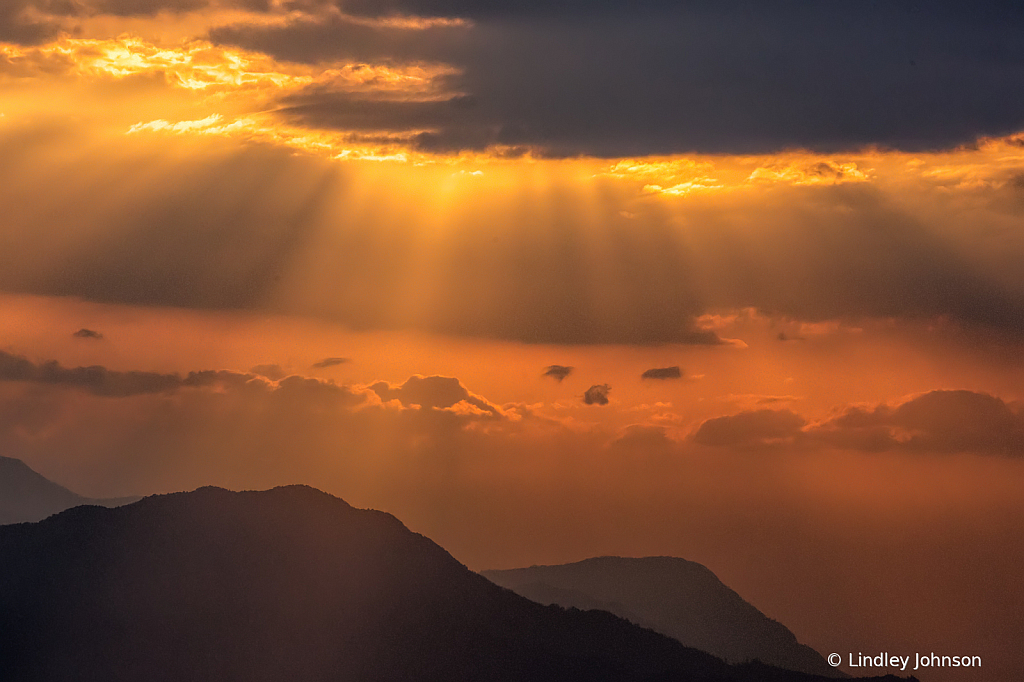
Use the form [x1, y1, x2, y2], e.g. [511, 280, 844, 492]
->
[209, 14, 469, 65]
[0, 1, 57, 44]
[212, 2, 1024, 156]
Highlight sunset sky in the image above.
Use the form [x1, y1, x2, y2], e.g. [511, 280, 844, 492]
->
[2, 1, 1024, 679]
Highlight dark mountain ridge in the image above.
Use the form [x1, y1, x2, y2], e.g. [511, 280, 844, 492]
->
[0, 486, 913, 682]
[0, 455, 138, 525]
[485, 556, 842, 677]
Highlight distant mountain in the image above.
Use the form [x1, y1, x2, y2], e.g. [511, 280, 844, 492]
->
[484, 556, 842, 678]
[0, 456, 139, 525]
[0, 486, 912, 682]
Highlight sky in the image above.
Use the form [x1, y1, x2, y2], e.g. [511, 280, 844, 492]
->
[2, 1, 1024, 680]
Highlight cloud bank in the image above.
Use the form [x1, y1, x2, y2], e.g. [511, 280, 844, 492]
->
[208, 2, 1024, 156]
[691, 390, 1024, 456]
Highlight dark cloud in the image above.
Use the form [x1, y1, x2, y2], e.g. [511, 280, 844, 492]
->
[293, 0, 1024, 26]
[213, 3, 1024, 156]
[180, 369, 262, 390]
[0, 4, 51, 43]
[691, 409, 806, 448]
[7, 0, 1022, 157]
[812, 390, 1024, 455]
[583, 384, 610, 406]
[0, 0, 261, 44]
[277, 93, 483, 138]
[0, 0, 63, 44]
[273, 374, 365, 407]
[0, 351, 365, 405]
[370, 375, 501, 415]
[542, 365, 573, 382]
[692, 391, 1024, 456]
[0, 350, 181, 398]
[338, 0, 676, 18]
[249, 364, 287, 381]
[311, 357, 350, 369]
[640, 366, 682, 380]
[2, 0, 271, 31]
[85, 0, 209, 15]
[209, 14, 469, 64]
[180, 370, 364, 407]
[72, 328, 104, 340]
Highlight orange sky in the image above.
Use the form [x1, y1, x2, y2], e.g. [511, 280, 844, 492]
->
[3, 2, 1024, 680]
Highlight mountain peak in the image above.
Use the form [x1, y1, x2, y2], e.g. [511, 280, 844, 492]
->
[0, 486, 893, 682]
[0, 457, 140, 526]
[0, 457, 91, 525]
[182, 484, 354, 506]
[484, 555, 844, 678]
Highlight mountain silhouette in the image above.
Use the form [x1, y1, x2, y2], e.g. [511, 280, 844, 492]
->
[484, 556, 842, 677]
[0, 455, 138, 525]
[0, 486, 913, 682]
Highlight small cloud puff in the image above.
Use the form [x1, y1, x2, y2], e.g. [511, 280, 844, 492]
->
[543, 365, 573, 382]
[312, 357, 350, 369]
[369, 375, 502, 416]
[583, 384, 611, 406]
[641, 366, 682, 380]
